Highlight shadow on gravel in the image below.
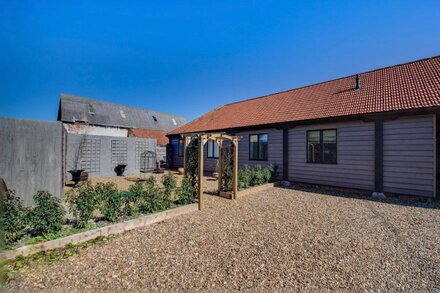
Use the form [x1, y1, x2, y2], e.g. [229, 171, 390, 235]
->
[282, 185, 440, 210]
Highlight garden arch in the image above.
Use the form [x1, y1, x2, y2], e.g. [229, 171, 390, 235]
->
[182, 133, 240, 210]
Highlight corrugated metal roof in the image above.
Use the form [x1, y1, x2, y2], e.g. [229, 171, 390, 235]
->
[58, 93, 187, 131]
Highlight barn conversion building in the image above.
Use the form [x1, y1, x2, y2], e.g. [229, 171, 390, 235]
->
[168, 56, 440, 198]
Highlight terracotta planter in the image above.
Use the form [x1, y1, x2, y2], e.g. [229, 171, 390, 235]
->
[177, 168, 185, 175]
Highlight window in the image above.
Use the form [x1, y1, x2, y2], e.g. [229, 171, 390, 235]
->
[207, 140, 219, 158]
[249, 134, 268, 160]
[172, 118, 177, 126]
[178, 139, 184, 157]
[152, 115, 158, 122]
[88, 104, 95, 115]
[307, 129, 337, 164]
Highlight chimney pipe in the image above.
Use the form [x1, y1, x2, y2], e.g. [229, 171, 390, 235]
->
[356, 74, 361, 89]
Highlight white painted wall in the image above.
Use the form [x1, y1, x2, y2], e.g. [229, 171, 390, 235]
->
[63, 123, 128, 137]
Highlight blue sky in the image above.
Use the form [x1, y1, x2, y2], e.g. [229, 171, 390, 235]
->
[1, 1, 439, 122]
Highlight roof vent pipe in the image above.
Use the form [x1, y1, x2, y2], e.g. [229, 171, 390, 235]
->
[356, 74, 361, 89]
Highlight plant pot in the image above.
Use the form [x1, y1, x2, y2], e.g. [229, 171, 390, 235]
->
[115, 164, 127, 176]
[177, 168, 185, 175]
[69, 169, 84, 184]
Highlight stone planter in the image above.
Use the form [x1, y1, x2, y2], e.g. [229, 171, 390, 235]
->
[219, 182, 279, 199]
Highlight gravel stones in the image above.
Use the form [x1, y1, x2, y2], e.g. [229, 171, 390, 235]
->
[5, 184, 440, 291]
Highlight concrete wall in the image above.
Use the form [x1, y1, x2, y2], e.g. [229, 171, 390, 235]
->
[0, 118, 64, 205]
[66, 134, 156, 179]
[383, 114, 435, 197]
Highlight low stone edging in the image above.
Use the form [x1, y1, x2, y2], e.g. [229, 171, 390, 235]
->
[2, 203, 198, 260]
[219, 182, 279, 199]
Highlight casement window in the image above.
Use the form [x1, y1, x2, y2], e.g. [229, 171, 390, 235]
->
[207, 140, 219, 159]
[178, 139, 184, 157]
[307, 129, 337, 164]
[249, 134, 268, 161]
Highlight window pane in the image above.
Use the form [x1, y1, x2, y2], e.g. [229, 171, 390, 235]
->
[259, 134, 268, 160]
[307, 131, 321, 163]
[308, 130, 320, 142]
[249, 135, 259, 160]
[323, 130, 337, 163]
[308, 141, 322, 163]
[213, 141, 219, 158]
[207, 140, 213, 158]
[323, 142, 337, 163]
[178, 139, 184, 156]
[323, 130, 336, 143]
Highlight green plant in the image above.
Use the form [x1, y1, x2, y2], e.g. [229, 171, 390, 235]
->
[249, 165, 265, 186]
[185, 140, 199, 194]
[126, 181, 147, 216]
[29, 191, 65, 236]
[162, 172, 177, 198]
[268, 164, 279, 181]
[0, 190, 28, 248]
[65, 181, 99, 228]
[95, 182, 122, 222]
[177, 175, 196, 204]
[221, 144, 234, 191]
[238, 165, 252, 190]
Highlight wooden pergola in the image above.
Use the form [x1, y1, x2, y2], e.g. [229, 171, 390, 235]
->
[182, 133, 240, 210]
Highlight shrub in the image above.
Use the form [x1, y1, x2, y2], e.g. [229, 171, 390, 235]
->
[126, 181, 147, 216]
[95, 182, 122, 222]
[268, 164, 279, 181]
[145, 176, 157, 190]
[162, 172, 177, 198]
[29, 191, 65, 236]
[65, 181, 98, 228]
[177, 175, 196, 204]
[149, 187, 171, 212]
[238, 165, 252, 190]
[250, 165, 266, 186]
[0, 190, 28, 247]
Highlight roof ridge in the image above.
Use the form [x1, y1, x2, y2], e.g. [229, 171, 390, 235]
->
[224, 54, 440, 107]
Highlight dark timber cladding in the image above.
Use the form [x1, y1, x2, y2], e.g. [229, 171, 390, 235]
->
[283, 127, 289, 180]
[374, 120, 384, 193]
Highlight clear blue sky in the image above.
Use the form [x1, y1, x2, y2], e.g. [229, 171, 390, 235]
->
[1, 1, 439, 122]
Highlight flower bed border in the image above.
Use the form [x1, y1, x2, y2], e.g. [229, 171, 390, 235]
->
[219, 182, 279, 199]
[2, 203, 198, 260]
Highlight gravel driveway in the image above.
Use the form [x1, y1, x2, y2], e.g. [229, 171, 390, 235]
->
[6, 186, 440, 291]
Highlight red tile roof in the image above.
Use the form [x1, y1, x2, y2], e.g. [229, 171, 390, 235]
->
[129, 129, 169, 146]
[170, 56, 440, 135]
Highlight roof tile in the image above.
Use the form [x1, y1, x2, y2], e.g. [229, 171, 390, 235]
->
[170, 56, 440, 135]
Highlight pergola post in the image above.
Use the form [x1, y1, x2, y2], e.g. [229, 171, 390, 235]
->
[217, 137, 223, 193]
[232, 137, 239, 199]
[198, 134, 207, 210]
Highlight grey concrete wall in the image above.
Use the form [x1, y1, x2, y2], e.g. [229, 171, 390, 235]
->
[383, 114, 435, 197]
[66, 134, 156, 179]
[0, 118, 64, 205]
[288, 120, 375, 191]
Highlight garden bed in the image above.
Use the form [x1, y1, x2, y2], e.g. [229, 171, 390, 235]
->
[2, 203, 197, 260]
[219, 182, 279, 199]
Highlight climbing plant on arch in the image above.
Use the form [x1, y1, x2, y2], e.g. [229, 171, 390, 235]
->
[182, 133, 240, 210]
